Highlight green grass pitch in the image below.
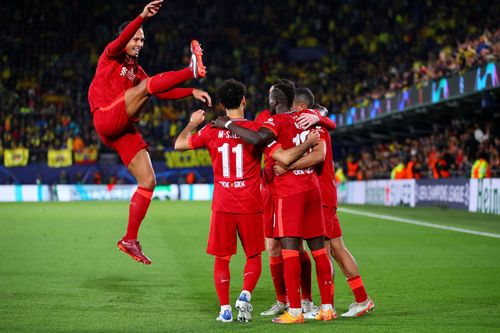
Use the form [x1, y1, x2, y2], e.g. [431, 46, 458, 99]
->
[1, 201, 499, 332]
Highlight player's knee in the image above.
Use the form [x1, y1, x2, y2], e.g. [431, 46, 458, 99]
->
[331, 243, 347, 258]
[137, 79, 149, 94]
[139, 174, 156, 189]
[267, 242, 281, 257]
[246, 253, 261, 260]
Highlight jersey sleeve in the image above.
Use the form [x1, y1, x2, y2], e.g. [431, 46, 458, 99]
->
[188, 124, 210, 149]
[261, 115, 280, 137]
[106, 15, 145, 57]
[262, 140, 281, 157]
[311, 109, 336, 131]
[254, 109, 271, 124]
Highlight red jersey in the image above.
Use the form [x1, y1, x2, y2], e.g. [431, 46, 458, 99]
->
[88, 15, 148, 113]
[304, 108, 337, 207]
[315, 125, 337, 207]
[262, 110, 320, 197]
[189, 120, 265, 214]
[255, 109, 275, 188]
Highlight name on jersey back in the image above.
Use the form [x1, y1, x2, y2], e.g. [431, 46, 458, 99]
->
[218, 130, 240, 139]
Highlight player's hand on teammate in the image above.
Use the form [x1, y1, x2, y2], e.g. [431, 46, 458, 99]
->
[297, 113, 320, 129]
[273, 163, 289, 176]
[210, 116, 230, 129]
[192, 89, 212, 107]
[141, 0, 163, 19]
[305, 129, 320, 147]
[189, 109, 205, 126]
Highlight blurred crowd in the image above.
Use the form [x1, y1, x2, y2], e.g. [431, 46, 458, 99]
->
[338, 119, 500, 180]
[0, 0, 499, 171]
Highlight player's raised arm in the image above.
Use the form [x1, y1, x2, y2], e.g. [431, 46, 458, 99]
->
[271, 130, 321, 167]
[297, 111, 336, 131]
[212, 117, 275, 146]
[174, 109, 205, 151]
[106, 0, 163, 56]
[155, 88, 212, 106]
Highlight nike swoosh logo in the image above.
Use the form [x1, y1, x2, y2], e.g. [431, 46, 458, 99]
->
[244, 272, 254, 277]
[221, 279, 230, 283]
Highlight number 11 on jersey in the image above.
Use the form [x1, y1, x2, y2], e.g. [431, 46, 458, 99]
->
[217, 143, 244, 178]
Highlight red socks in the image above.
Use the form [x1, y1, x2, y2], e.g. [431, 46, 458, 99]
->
[146, 67, 193, 95]
[269, 255, 286, 303]
[281, 249, 301, 309]
[347, 276, 368, 303]
[243, 254, 262, 292]
[311, 248, 333, 305]
[214, 256, 231, 306]
[124, 186, 153, 240]
[299, 250, 312, 301]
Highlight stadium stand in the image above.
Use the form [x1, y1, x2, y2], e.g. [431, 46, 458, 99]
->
[0, 0, 499, 183]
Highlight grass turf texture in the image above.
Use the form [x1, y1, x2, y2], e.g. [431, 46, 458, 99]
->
[1, 202, 499, 332]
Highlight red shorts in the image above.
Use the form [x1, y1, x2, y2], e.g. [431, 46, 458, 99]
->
[92, 93, 148, 166]
[273, 188, 325, 239]
[262, 187, 275, 238]
[207, 211, 265, 257]
[323, 206, 342, 239]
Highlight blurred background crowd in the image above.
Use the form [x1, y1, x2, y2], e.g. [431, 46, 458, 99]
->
[0, 0, 499, 180]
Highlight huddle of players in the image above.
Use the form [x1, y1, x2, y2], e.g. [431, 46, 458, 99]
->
[175, 79, 375, 324]
[87, 1, 371, 324]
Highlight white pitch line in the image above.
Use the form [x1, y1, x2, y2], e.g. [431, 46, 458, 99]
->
[338, 207, 500, 239]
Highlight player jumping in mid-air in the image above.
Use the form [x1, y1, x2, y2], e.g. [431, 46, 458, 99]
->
[174, 79, 319, 323]
[88, 0, 211, 265]
[274, 87, 375, 318]
[213, 83, 334, 324]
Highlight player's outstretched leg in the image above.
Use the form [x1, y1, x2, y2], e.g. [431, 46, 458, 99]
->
[123, 40, 206, 122]
[330, 237, 375, 317]
[117, 149, 155, 264]
[190, 40, 206, 79]
[214, 256, 233, 322]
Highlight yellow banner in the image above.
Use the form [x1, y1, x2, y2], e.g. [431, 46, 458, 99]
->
[74, 148, 98, 164]
[48, 149, 72, 168]
[4, 148, 29, 167]
[164, 149, 212, 168]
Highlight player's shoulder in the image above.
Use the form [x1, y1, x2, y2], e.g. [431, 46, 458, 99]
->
[237, 119, 260, 130]
[195, 124, 215, 136]
[255, 109, 272, 123]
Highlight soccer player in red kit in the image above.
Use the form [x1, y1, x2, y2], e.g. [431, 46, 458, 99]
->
[275, 87, 375, 318]
[174, 79, 318, 323]
[213, 83, 334, 324]
[88, 0, 211, 264]
[256, 82, 337, 316]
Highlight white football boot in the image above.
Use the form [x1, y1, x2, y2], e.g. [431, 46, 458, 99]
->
[260, 301, 286, 316]
[341, 298, 375, 317]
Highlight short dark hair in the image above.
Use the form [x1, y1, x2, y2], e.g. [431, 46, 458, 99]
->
[273, 83, 295, 108]
[216, 79, 246, 109]
[116, 21, 143, 37]
[272, 79, 295, 89]
[294, 87, 315, 108]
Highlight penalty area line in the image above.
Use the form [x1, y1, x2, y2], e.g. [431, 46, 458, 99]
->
[338, 207, 500, 239]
